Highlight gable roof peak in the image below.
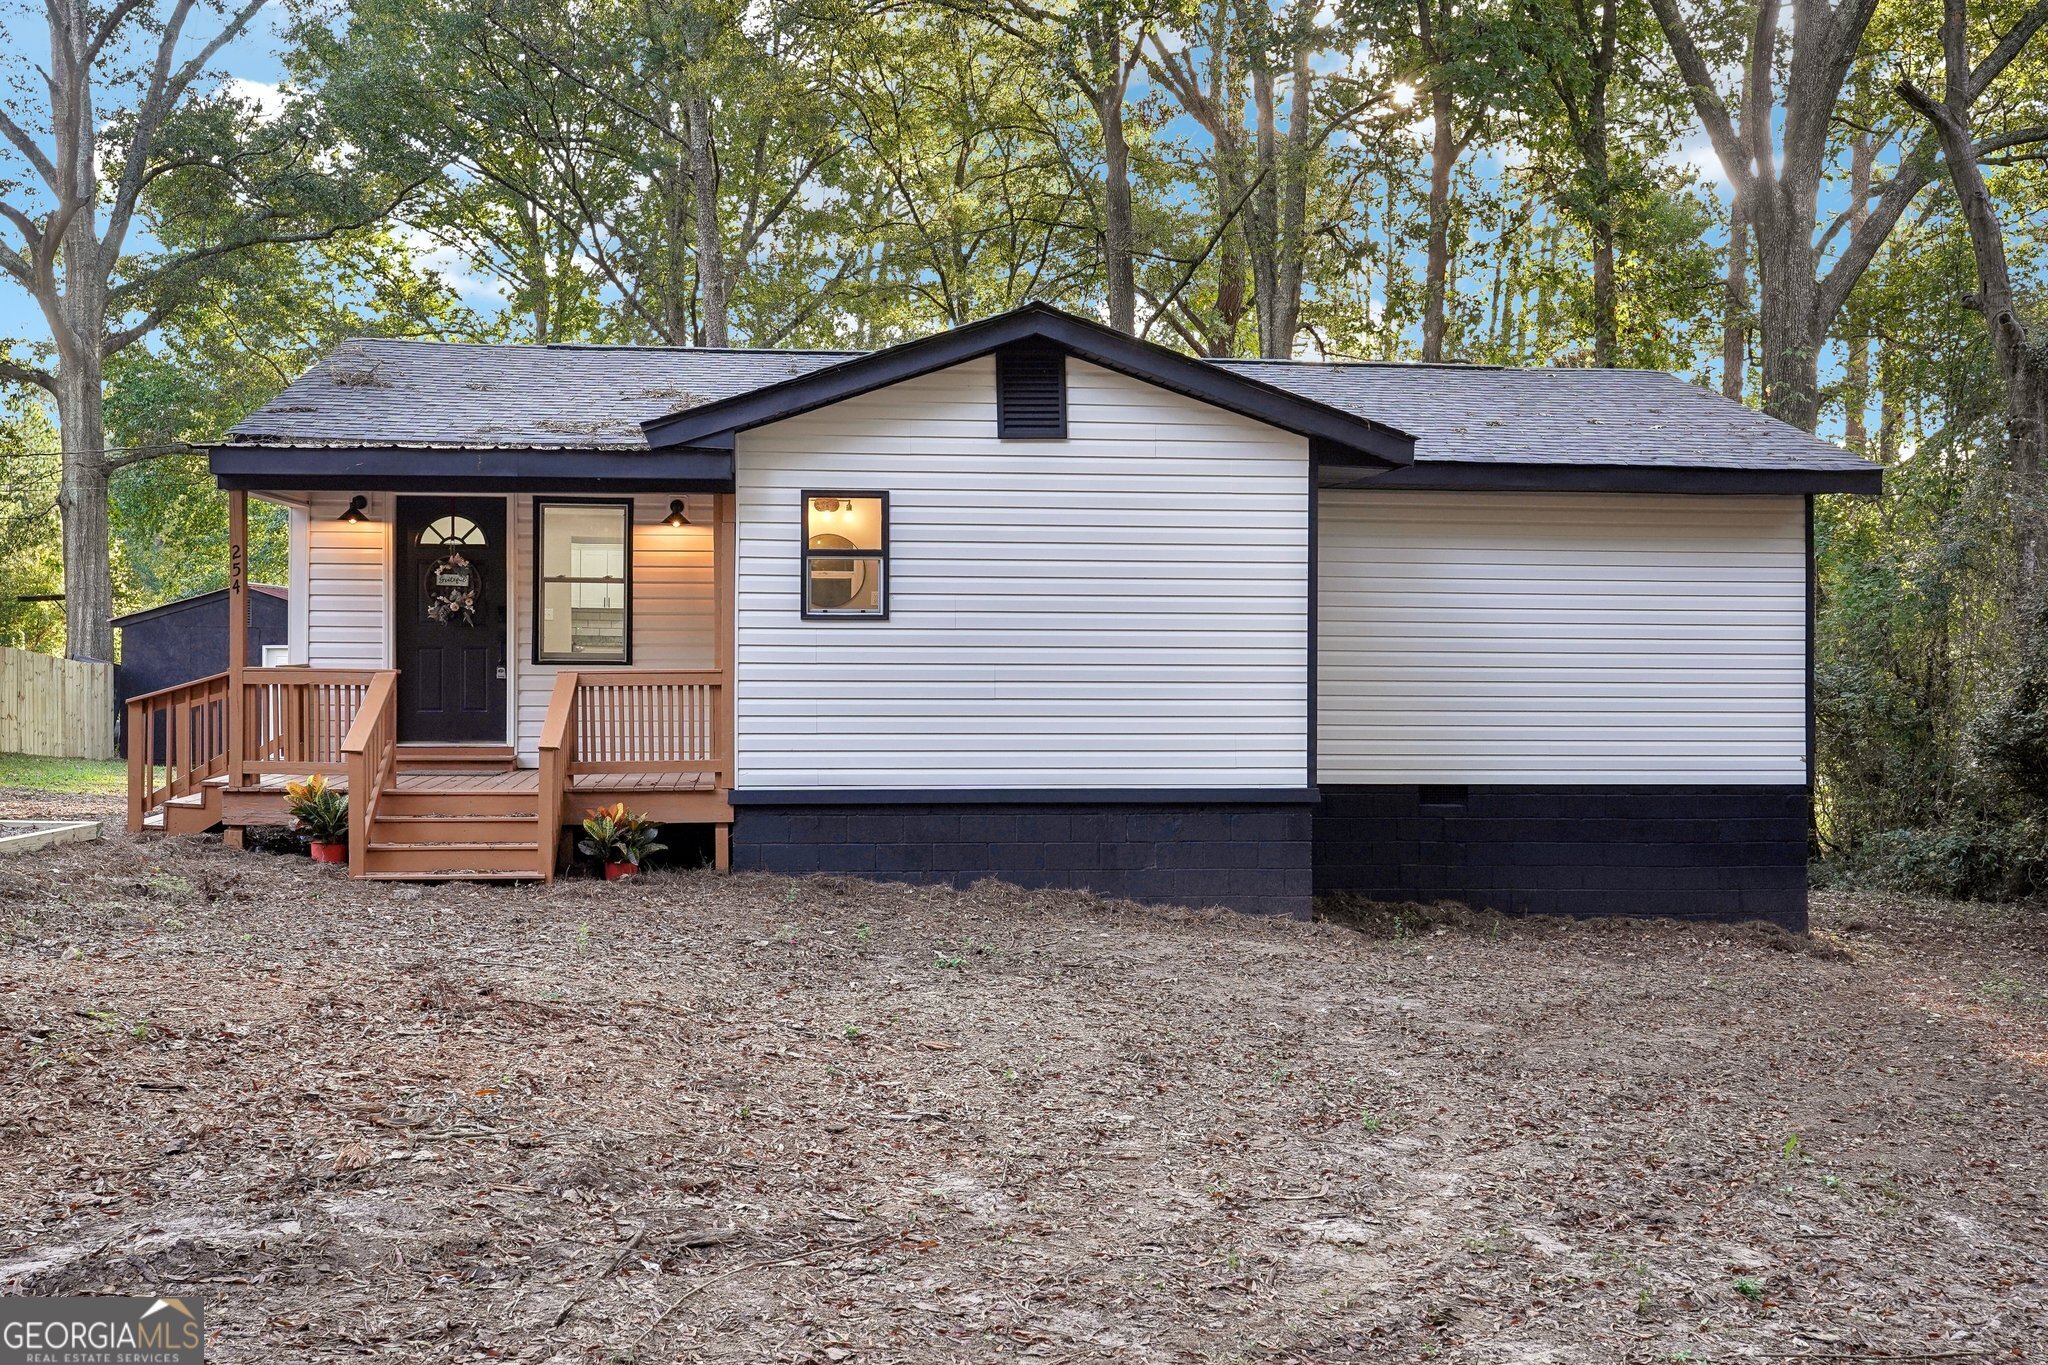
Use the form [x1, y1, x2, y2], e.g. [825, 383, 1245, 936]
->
[638, 301, 1417, 468]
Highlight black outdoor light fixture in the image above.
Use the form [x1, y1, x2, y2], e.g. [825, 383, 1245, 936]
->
[662, 498, 692, 528]
[337, 495, 371, 523]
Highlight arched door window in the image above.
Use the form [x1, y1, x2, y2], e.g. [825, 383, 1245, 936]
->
[420, 514, 488, 547]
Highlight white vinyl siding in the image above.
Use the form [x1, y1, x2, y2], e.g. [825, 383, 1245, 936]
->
[282, 500, 310, 664]
[1318, 490, 1807, 784]
[293, 490, 715, 762]
[512, 494, 716, 762]
[733, 356, 1311, 790]
[302, 491, 390, 669]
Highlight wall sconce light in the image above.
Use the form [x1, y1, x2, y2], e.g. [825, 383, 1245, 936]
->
[337, 495, 371, 523]
[663, 498, 692, 528]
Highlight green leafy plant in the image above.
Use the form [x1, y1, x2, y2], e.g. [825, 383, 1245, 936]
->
[577, 803, 665, 868]
[284, 774, 349, 843]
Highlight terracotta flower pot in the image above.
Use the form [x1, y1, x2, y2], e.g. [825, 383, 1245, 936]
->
[309, 840, 347, 865]
[604, 861, 639, 881]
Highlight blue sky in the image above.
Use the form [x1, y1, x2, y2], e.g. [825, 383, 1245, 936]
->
[0, 2, 296, 343]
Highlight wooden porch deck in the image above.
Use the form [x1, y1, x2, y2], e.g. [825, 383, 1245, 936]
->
[132, 668, 735, 879]
[239, 769, 719, 797]
[214, 761, 731, 835]
[127, 488, 737, 882]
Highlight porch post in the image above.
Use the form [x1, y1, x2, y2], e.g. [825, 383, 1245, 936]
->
[714, 491, 735, 872]
[714, 492, 735, 788]
[227, 489, 249, 790]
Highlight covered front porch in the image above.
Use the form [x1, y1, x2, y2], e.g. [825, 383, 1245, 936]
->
[125, 485, 736, 881]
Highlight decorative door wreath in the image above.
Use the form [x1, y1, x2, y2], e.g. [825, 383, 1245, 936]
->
[425, 551, 482, 626]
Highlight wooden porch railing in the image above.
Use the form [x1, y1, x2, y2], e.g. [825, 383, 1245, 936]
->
[341, 671, 400, 878]
[238, 668, 382, 786]
[537, 670, 729, 881]
[125, 672, 232, 832]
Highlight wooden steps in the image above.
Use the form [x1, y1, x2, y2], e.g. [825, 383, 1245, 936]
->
[375, 789, 537, 819]
[358, 787, 542, 880]
[153, 779, 223, 836]
[369, 812, 535, 842]
[355, 869, 537, 881]
[362, 839, 541, 877]
[394, 744, 518, 773]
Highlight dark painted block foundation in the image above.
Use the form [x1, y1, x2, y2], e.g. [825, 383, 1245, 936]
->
[733, 797, 1314, 918]
[1315, 784, 1810, 931]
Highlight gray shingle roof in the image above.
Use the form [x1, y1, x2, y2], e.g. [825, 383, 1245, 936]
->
[227, 338, 857, 449]
[227, 333, 1873, 476]
[1210, 358, 1873, 472]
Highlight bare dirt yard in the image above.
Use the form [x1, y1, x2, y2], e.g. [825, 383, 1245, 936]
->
[3, 790, 2046, 1363]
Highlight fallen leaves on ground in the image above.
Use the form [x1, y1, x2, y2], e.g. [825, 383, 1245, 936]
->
[1, 796, 2044, 1362]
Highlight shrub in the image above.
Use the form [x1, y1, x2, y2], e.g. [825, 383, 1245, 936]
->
[283, 774, 349, 844]
[1812, 818, 2048, 901]
[577, 803, 665, 868]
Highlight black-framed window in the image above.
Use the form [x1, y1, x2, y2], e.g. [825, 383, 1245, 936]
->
[801, 491, 888, 619]
[534, 498, 633, 663]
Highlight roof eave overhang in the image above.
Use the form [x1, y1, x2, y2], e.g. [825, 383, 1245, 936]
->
[1320, 459, 1883, 496]
[209, 444, 735, 493]
[640, 304, 1417, 468]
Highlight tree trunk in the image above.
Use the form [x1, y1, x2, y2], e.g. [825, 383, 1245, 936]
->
[1842, 132, 1874, 450]
[1247, 51, 1282, 358]
[1722, 191, 1748, 400]
[1422, 84, 1455, 362]
[1583, 0, 1618, 367]
[1900, 3, 2048, 600]
[664, 159, 689, 344]
[1380, 171, 1398, 361]
[1095, 43, 1137, 335]
[1589, 213, 1616, 367]
[1752, 205, 1826, 429]
[56, 361, 114, 662]
[687, 91, 727, 347]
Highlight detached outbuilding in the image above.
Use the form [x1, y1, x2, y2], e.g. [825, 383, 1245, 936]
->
[113, 586, 287, 757]
[125, 305, 1879, 929]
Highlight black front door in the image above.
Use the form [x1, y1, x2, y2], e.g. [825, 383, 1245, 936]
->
[394, 496, 508, 743]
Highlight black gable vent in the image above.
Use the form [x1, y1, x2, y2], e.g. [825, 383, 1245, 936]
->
[995, 342, 1067, 438]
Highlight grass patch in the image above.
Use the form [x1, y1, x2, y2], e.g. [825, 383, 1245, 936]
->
[0, 751, 128, 795]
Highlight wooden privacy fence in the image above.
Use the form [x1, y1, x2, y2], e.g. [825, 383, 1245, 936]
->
[0, 646, 114, 759]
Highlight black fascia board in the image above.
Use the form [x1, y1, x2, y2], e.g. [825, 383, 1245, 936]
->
[209, 444, 735, 493]
[639, 302, 1417, 468]
[1319, 459, 1883, 496]
[727, 786, 1324, 806]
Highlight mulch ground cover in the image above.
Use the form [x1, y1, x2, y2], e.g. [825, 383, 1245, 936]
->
[2, 789, 2045, 1362]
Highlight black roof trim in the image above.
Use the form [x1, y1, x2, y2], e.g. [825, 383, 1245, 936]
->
[1321, 459, 1883, 496]
[112, 584, 286, 627]
[210, 444, 734, 493]
[640, 303, 1417, 467]
[728, 786, 1323, 806]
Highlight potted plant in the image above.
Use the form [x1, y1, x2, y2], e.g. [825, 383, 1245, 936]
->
[284, 774, 350, 863]
[579, 803, 665, 880]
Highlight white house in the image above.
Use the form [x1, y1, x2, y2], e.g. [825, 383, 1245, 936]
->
[127, 305, 1879, 927]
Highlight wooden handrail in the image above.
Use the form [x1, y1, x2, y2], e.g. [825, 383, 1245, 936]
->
[534, 668, 731, 880]
[340, 671, 399, 878]
[562, 671, 726, 777]
[123, 671, 230, 710]
[536, 672, 580, 883]
[125, 672, 231, 832]
[239, 667, 382, 784]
